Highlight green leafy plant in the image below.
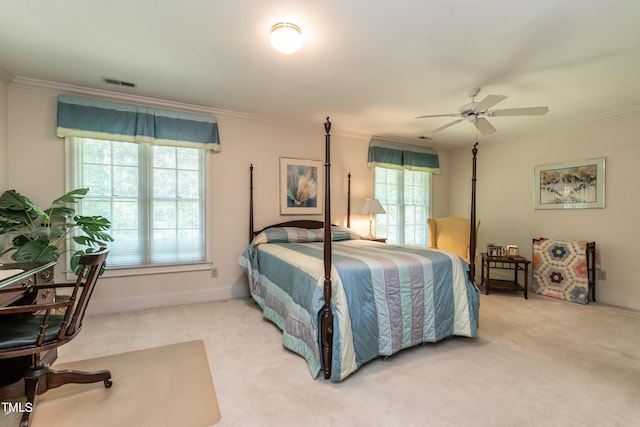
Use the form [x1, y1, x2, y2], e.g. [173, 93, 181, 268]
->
[0, 188, 112, 274]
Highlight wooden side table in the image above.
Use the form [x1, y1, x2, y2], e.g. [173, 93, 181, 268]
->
[481, 253, 531, 299]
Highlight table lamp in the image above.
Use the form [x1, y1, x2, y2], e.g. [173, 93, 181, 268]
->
[358, 198, 386, 239]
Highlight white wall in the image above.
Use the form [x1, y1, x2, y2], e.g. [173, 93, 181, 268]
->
[0, 79, 7, 191]
[431, 150, 451, 219]
[4, 84, 394, 314]
[449, 112, 640, 310]
[5, 83, 638, 312]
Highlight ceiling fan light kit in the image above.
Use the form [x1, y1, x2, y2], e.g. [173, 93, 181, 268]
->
[416, 87, 549, 136]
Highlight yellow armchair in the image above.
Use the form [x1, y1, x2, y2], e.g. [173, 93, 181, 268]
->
[427, 217, 480, 263]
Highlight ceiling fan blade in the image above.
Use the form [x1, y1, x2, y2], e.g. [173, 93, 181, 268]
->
[432, 119, 463, 133]
[415, 113, 460, 119]
[488, 106, 549, 117]
[475, 95, 507, 112]
[474, 117, 497, 135]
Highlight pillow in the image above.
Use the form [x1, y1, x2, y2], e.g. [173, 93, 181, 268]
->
[331, 225, 363, 241]
[252, 226, 362, 245]
[252, 227, 322, 245]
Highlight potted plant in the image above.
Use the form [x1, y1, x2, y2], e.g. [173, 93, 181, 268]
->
[0, 188, 112, 274]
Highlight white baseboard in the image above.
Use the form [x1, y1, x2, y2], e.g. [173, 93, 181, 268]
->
[87, 285, 250, 315]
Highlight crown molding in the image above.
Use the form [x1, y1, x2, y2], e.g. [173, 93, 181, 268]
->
[0, 66, 14, 85]
[566, 105, 640, 125]
[9, 76, 314, 127]
[7, 76, 371, 141]
[16, 76, 637, 147]
[470, 104, 640, 149]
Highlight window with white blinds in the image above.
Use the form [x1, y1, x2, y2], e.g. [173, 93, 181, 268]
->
[69, 137, 206, 268]
[374, 166, 431, 246]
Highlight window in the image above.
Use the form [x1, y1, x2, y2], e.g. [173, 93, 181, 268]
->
[374, 167, 431, 246]
[69, 137, 206, 268]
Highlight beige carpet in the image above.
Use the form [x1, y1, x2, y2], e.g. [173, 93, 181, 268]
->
[11, 295, 636, 426]
[19, 340, 220, 427]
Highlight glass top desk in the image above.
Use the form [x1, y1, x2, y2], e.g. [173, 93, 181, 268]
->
[0, 261, 57, 398]
[0, 261, 56, 307]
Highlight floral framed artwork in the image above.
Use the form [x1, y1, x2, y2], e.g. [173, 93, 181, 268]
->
[280, 157, 323, 215]
[534, 158, 605, 209]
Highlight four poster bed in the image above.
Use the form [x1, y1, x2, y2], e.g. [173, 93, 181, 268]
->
[238, 118, 480, 381]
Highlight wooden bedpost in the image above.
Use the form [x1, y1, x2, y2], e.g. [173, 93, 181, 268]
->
[469, 143, 478, 283]
[321, 117, 334, 380]
[249, 163, 254, 243]
[347, 172, 351, 228]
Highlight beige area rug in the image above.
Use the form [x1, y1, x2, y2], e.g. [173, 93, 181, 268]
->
[22, 340, 220, 427]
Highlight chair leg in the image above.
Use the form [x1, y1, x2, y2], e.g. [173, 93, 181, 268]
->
[21, 373, 40, 427]
[18, 365, 112, 426]
[45, 368, 112, 390]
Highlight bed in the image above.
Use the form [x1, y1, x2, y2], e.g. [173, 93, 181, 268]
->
[238, 118, 481, 381]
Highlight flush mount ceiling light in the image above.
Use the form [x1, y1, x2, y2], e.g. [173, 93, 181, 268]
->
[270, 22, 304, 54]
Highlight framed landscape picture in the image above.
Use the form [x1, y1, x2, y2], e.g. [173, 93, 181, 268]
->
[280, 157, 323, 215]
[534, 158, 605, 209]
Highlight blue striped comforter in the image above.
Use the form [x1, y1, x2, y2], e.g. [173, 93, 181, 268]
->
[238, 238, 480, 381]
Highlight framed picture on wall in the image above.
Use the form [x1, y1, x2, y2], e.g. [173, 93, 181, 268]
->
[280, 157, 323, 215]
[534, 158, 605, 209]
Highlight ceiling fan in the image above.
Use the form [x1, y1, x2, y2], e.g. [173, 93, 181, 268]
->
[416, 87, 549, 136]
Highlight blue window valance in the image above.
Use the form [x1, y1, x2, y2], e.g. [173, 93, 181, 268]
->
[367, 138, 439, 173]
[56, 95, 221, 152]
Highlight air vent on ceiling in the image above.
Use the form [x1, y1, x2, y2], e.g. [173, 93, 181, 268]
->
[102, 77, 136, 88]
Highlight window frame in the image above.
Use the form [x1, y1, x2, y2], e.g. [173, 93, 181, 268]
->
[373, 166, 432, 246]
[64, 138, 212, 279]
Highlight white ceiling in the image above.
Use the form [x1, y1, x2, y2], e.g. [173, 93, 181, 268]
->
[1, 0, 639, 149]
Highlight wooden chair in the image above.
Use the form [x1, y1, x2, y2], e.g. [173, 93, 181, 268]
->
[427, 217, 480, 263]
[0, 248, 110, 427]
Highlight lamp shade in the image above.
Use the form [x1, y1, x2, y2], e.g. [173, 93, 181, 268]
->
[270, 22, 304, 54]
[358, 199, 386, 215]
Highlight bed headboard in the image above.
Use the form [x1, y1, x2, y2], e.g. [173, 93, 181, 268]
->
[251, 219, 324, 240]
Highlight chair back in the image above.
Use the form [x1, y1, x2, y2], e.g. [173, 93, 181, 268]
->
[427, 217, 480, 262]
[57, 248, 109, 340]
[0, 248, 109, 359]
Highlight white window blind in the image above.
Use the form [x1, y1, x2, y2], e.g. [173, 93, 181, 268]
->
[374, 166, 431, 246]
[69, 137, 206, 268]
